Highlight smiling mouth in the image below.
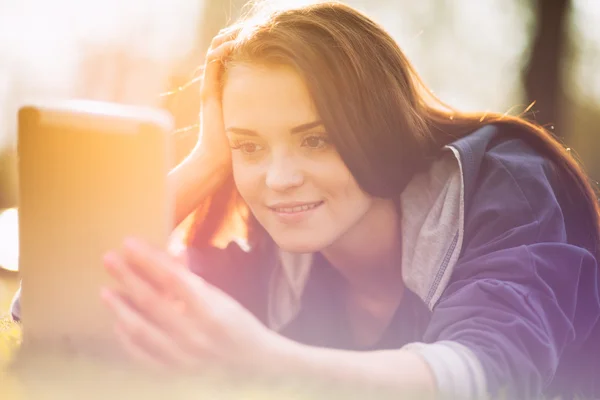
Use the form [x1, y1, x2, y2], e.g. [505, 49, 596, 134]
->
[270, 201, 324, 214]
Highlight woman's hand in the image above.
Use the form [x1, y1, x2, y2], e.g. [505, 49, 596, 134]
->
[194, 27, 239, 163]
[169, 28, 239, 224]
[100, 239, 437, 398]
[101, 238, 279, 373]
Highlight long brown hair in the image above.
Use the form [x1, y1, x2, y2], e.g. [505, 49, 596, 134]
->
[186, 1, 600, 256]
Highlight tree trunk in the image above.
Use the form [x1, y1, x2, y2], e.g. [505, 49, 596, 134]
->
[524, 0, 570, 140]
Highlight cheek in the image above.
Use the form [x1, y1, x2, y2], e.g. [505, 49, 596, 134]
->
[231, 159, 262, 202]
[321, 161, 364, 200]
[341, 181, 371, 212]
[323, 165, 373, 217]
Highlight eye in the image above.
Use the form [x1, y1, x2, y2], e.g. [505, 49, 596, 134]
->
[230, 140, 264, 155]
[301, 135, 329, 149]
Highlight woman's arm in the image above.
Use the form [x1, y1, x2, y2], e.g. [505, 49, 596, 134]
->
[411, 139, 600, 399]
[169, 149, 229, 226]
[264, 335, 437, 399]
[263, 137, 599, 400]
[169, 29, 239, 226]
[102, 239, 437, 399]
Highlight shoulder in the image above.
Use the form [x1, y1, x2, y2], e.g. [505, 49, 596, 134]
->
[427, 124, 600, 396]
[451, 123, 561, 208]
[472, 124, 560, 195]
[449, 123, 575, 251]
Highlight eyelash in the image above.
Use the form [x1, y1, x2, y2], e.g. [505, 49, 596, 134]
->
[229, 140, 263, 155]
[229, 134, 330, 156]
[301, 134, 330, 150]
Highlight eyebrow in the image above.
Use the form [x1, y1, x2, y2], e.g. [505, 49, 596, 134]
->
[225, 120, 324, 136]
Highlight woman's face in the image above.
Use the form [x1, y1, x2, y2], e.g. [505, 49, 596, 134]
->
[222, 64, 374, 253]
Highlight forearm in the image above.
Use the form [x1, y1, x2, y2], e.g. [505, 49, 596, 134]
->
[169, 150, 229, 226]
[265, 335, 437, 399]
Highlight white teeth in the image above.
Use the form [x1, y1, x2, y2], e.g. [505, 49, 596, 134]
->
[275, 202, 320, 213]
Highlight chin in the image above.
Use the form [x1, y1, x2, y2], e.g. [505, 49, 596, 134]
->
[272, 236, 327, 254]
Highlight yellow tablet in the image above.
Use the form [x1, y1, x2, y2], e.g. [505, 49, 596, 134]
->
[17, 99, 174, 359]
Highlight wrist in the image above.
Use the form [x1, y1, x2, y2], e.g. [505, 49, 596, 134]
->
[257, 332, 338, 386]
[179, 146, 229, 185]
[169, 148, 231, 225]
[258, 330, 303, 379]
[257, 334, 437, 399]
[190, 146, 230, 172]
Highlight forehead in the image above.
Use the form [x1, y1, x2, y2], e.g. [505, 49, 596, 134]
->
[221, 64, 319, 130]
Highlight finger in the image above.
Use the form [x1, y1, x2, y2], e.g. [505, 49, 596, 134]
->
[114, 322, 167, 372]
[104, 252, 193, 337]
[120, 238, 181, 288]
[102, 288, 199, 369]
[206, 40, 236, 63]
[104, 253, 216, 364]
[201, 40, 236, 101]
[209, 28, 239, 51]
[104, 251, 211, 355]
[120, 239, 211, 318]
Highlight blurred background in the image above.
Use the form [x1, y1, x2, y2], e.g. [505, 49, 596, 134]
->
[0, 0, 599, 301]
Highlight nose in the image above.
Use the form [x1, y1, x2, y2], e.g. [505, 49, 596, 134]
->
[265, 154, 304, 192]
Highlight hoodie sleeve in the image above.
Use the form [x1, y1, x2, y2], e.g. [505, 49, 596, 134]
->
[416, 142, 599, 398]
[9, 286, 21, 322]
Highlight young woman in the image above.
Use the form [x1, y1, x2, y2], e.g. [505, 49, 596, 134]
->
[12, 2, 600, 399]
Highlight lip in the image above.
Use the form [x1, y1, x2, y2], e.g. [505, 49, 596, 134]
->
[268, 201, 323, 210]
[267, 200, 324, 223]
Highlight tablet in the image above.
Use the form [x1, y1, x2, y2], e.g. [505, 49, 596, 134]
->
[17, 99, 174, 359]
